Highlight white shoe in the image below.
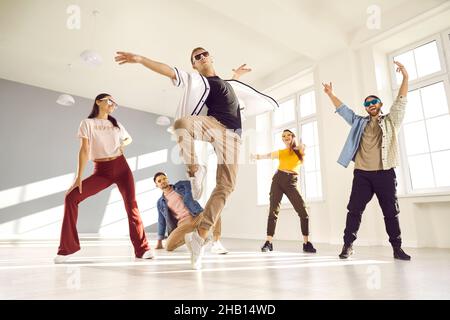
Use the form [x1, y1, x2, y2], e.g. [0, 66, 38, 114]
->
[210, 240, 229, 255]
[140, 249, 154, 259]
[184, 230, 205, 270]
[54, 254, 72, 264]
[190, 165, 206, 200]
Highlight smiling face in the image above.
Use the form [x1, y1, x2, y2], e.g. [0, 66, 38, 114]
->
[96, 96, 117, 115]
[282, 131, 294, 147]
[154, 174, 169, 190]
[364, 96, 383, 117]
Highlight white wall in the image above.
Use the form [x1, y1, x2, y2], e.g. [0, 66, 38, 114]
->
[0, 79, 185, 239]
[220, 8, 450, 248]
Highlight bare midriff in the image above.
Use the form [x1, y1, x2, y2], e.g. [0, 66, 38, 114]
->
[94, 155, 121, 162]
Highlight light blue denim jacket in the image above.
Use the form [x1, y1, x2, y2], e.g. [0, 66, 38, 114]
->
[335, 104, 369, 168]
[156, 180, 203, 240]
[335, 96, 407, 169]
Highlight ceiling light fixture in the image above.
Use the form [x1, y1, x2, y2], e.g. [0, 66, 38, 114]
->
[156, 116, 171, 126]
[56, 94, 75, 106]
[80, 10, 102, 67]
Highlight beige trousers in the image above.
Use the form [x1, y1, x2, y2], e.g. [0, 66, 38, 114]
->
[166, 213, 222, 251]
[173, 115, 240, 232]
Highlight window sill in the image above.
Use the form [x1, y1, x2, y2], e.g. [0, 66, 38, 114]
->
[398, 192, 450, 203]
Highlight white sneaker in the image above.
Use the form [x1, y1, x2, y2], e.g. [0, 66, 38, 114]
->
[190, 165, 206, 200]
[184, 230, 205, 270]
[210, 240, 229, 255]
[140, 249, 154, 259]
[54, 254, 72, 264]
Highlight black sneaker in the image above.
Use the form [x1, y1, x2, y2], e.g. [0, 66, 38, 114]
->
[261, 241, 273, 252]
[393, 247, 411, 261]
[339, 244, 354, 259]
[303, 241, 317, 253]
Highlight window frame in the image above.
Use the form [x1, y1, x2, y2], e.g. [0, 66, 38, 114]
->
[389, 32, 450, 195]
[267, 87, 324, 204]
[389, 34, 447, 91]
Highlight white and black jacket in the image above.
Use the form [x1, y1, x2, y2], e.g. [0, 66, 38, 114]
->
[171, 67, 279, 120]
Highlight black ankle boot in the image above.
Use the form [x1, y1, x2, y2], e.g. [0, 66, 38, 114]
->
[339, 244, 354, 259]
[261, 241, 273, 252]
[393, 247, 411, 261]
[303, 241, 317, 253]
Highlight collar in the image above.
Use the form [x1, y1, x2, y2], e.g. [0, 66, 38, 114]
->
[364, 113, 385, 123]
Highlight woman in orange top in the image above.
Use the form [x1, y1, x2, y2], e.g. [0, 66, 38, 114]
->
[252, 129, 316, 253]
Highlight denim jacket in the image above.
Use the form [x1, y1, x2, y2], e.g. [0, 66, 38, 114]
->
[156, 180, 203, 240]
[335, 96, 407, 169]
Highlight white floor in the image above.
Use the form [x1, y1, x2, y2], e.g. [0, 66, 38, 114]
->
[0, 237, 449, 300]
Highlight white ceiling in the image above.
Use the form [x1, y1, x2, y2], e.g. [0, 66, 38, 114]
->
[0, 0, 446, 116]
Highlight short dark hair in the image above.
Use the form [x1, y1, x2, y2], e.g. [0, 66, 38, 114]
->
[153, 172, 167, 183]
[364, 95, 382, 103]
[190, 47, 206, 65]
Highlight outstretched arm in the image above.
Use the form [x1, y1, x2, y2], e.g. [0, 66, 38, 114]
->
[251, 152, 277, 161]
[115, 51, 176, 80]
[232, 64, 252, 80]
[322, 82, 344, 109]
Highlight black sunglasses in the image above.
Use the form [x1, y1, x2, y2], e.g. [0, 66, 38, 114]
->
[193, 51, 209, 62]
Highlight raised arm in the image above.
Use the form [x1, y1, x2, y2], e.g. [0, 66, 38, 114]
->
[322, 82, 344, 109]
[395, 61, 408, 97]
[115, 51, 176, 80]
[388, 61, 409, 128]
[232, 64, 252, 80]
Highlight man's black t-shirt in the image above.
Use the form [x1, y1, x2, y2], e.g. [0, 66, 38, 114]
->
[205, 76, 242, 132]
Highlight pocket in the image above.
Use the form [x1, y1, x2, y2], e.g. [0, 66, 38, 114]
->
[290, 175, 298, 184]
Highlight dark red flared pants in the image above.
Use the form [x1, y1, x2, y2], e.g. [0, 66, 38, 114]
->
[57, 155, 150, 257]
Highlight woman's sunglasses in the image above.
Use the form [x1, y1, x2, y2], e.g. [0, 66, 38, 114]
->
[364, 99, 381, 107]
[100, 98, 118, 107]
[193, 51, 209, 61]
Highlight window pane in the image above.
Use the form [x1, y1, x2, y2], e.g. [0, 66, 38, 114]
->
[299, 91, 316, 118]
[303, 146, 317, 172]
[313, 121, 319, 145]
[301, 121, 317, 147]
[431, 150, 450, 187]
[421, 82, 448, 118]
[256, 112, 270, 131]
[414, 41, 441, 78]
[315, 145, 321, 170]
[403, 89, 423, 124]
[426, 115, 450, 152]
[305, 172, 319, 199]
[273, 99, 295, 126]
[273, 131, 285, 150]
[408, 154, 435, 189]
[403, 121, 429, 155]
[394, 51, 417, 84]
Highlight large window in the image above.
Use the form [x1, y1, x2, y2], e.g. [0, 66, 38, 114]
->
[257, 89, 323, 205]
[390, 32, 450, 194]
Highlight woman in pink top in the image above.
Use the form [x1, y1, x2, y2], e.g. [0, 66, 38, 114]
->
[54, 93, 153, 263]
